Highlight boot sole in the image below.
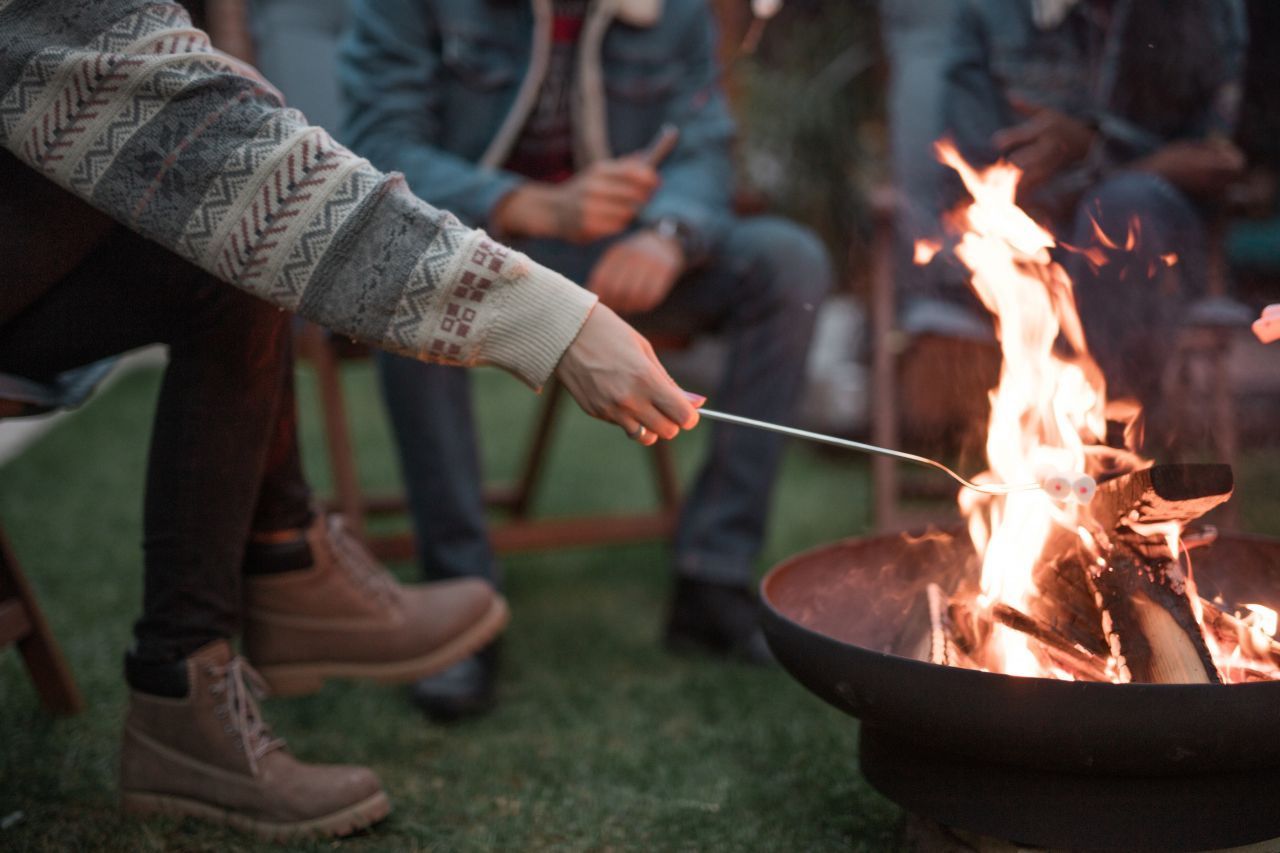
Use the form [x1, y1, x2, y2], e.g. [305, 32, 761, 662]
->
[121, 789, 391, 840]
[257, 595, 511, 697]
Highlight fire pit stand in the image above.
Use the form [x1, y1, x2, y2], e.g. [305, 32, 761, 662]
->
[761, 530, 1280, 852]
[861, 727, 1280, 851]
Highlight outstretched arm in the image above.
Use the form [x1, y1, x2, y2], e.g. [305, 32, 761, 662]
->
[1, 0, 695, 435]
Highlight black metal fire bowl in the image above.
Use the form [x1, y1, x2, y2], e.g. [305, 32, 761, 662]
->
[760, 529, 1280, 851]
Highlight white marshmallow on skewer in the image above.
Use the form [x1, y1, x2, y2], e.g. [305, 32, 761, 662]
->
[1041, 473, 1072, 502]
[1038, 470, 1096, 504]
[1072, 475, 1097, 505]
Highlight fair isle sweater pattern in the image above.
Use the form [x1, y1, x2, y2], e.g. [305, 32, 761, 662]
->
[0, 0, 596, 388]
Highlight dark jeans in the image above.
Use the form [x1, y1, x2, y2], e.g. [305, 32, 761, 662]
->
[1066, 171, 1208, 436]
[378, 216, 832, 587]
[0, 182, 312, 663]
[902, 169, 1208, 453]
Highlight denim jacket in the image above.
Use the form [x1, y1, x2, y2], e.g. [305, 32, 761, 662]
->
[945, 0, 1246, 172]
[339, 0, 735, 261]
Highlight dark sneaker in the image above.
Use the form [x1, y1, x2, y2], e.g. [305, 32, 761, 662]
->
[409, 645, 498, 723]
[664, 577, 774, 665]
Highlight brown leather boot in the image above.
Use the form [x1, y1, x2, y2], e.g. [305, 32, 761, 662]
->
[120, 641, 390, 840]
[244, 514, 509, 697]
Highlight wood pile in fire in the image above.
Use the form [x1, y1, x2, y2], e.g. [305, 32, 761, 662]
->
[924, 464, 1280, 684]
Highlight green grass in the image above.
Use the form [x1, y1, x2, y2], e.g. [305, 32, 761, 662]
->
[5, 364, 1280, 850]
[0, 363, 900, 851]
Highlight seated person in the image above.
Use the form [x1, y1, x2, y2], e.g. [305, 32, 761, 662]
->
[1, 0, 696, 839]
[339, 0, 834, 715]
[936, 0, 1247, 452]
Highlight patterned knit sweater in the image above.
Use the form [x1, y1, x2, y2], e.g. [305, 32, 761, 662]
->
[0, 0, 597, 388]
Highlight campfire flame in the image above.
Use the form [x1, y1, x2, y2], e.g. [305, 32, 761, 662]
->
[931, 140, 1105, 676]
[924, 140, 1278, 684]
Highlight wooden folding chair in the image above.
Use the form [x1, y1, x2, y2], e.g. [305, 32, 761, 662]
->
[0, 523, 82, 715]
[0, 363, 110, 715]
[294, 324, 683, 561]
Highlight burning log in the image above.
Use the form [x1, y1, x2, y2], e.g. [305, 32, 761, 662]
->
[917, 464, 1244, 684]
[1081, 465, 1233, 683]
[926, 583, 955, 667]
[1089, 463, 1233, 558]
[988, 602, 1110, 681]
[1029, 539, 1113, 659]
[1198, 597, 1280, 681]
[1086, 550, 1220, 683]
[923, 583, 983, 671]
[1008, 466, 1233, 684]
[943, 594, 989, 662]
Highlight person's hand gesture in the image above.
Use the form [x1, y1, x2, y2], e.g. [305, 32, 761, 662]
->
[586, 229, 684, 316]
[992, 96, 1097, 193]
[494, 157, 660, 243]
[1136, 137, 1245, 196]
[554, 304, 699, 445]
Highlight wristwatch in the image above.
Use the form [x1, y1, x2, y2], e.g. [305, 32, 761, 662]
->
[652, 217, 697, 265]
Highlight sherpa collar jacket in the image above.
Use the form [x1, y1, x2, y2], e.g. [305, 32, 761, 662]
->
[0, 0, 597, 388]
[338, 0, 737, 264]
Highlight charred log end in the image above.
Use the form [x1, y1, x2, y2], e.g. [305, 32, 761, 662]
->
[1092, 463, 1235, 537]
[1148, 464, 1234, 502]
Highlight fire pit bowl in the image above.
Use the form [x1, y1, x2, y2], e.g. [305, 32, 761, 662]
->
[760, 529, 1280, 851]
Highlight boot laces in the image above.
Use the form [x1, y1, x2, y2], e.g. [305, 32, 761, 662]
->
[207, 657, 286, 775]
[325, 514, 398, 605]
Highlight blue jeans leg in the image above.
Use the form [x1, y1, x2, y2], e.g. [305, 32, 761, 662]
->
[1066, 171, 1207, 447]
[632, 216, 832, 586]
[375, 352, 499, 585]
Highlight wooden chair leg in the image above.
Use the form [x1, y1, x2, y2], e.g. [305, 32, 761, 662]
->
[296, 340, 684, 556]
[0, 524, 83, 715]
[1210, 330, 1240, 528]
[297, 324, 367, 538]
[505, 380, 567, 519]
[870, 195, 902, 532]
[651, 440, 681, 511]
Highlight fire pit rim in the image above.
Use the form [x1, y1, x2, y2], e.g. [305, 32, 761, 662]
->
[760, 529, 1279, 692]
[758, 527, 1280, 777]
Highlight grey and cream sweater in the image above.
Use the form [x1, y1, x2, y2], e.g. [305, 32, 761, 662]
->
[0, 0, 597, 388]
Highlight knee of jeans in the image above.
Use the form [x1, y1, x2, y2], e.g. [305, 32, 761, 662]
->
[731, 217, 834, 311]
[1074, 172, 1197, 250]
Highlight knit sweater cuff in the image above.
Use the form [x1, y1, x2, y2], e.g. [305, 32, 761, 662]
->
[482, 256, 598, 389]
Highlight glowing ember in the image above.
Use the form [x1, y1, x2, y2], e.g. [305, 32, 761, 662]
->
[913, 238, 941, 266]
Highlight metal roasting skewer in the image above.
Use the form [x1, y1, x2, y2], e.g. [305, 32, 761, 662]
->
[695, 408, 1043, 497]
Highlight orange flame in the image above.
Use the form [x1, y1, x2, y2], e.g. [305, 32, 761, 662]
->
[936, 140, 1277, 683]
[935, 140, 1107, 676]
[913, 238, 942, 265]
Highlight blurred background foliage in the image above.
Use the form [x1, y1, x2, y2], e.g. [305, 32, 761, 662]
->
[716, 0, 887, 295]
